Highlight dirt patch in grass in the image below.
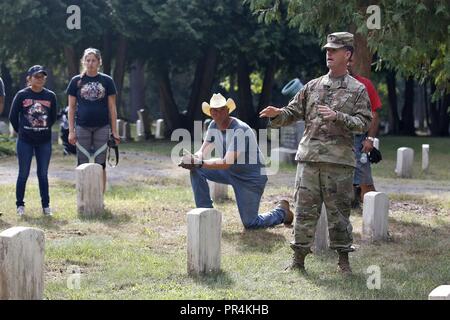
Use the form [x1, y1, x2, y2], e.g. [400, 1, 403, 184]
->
[390, 201, 443, 217]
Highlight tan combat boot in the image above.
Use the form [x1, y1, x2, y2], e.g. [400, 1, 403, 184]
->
[277, 200, 294, 227]
[285, 248, 311, 273]
[337, 252, 352, 275]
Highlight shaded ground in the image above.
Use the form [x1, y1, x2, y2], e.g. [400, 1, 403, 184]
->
[0, 140, 449, 299]
[1, 148, 449, 196]
[0, 150, 186, 186]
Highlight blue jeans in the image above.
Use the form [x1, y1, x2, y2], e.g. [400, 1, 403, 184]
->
[353, 133, 374, 185]
[190, 168, 286, 229]
[16, 139, 52, 208]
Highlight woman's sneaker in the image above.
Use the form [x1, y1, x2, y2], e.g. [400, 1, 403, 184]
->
[17, 206, 25, 216]
[43, 207, 53, 216]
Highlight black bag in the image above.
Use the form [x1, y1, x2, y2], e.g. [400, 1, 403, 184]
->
[107, 134, 119, 167]
[369, 147, 382, 164]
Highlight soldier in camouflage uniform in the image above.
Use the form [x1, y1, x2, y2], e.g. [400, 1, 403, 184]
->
[260, 32, 372, 274]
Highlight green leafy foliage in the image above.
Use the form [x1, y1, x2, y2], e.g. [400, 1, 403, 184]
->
[247, 0, 450, 95]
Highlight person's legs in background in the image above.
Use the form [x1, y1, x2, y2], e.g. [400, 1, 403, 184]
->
[35, 141, 52, 211]
[353, 133, 376, 207]
[92, 126, 110, 193]
[16, 139, 34, 214]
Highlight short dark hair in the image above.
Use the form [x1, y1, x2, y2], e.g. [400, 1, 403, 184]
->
[344, 46, 354, 59]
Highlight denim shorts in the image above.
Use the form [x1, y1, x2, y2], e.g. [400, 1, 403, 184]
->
[353, 133, 373, 185]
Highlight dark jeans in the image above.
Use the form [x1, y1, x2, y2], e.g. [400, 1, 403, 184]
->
[16, 139, 52, 208]
[190, 168, 285, 229]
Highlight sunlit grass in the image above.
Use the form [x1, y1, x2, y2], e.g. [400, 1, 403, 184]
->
[0, 137, 449, 299]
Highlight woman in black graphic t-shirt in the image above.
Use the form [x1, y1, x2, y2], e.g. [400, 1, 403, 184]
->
[66, 48, 120, 193]
[9, 65, 57, 216]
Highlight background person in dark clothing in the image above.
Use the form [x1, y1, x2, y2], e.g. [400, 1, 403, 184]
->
[67, 48, 120, 193]
[9, 65, 57, 216]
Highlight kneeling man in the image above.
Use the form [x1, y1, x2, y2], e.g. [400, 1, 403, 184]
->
[179, 93, 293, 229]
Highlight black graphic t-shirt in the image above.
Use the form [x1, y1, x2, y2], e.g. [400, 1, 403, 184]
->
[9, 87, 57, 144]
[66, 73, 117, 127]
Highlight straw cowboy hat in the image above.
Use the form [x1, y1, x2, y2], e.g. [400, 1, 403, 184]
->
[202, 93, 236, 117]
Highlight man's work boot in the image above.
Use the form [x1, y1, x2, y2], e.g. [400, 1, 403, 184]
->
[277, 200, 294, 227]
[285, 247, 311, 273]
[285, 243, 311, 273]
[360, 184, 376, 202]
[337, 252, 352, 275]
[351, 185, 361, 209]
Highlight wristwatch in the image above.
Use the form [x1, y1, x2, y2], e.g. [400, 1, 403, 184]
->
[366, 136, 375, 142]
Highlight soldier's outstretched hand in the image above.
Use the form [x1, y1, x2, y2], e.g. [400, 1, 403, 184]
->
[259, 106, 282, 118]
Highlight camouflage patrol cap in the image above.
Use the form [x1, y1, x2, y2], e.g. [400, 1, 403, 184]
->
[322, 32, 354, 49]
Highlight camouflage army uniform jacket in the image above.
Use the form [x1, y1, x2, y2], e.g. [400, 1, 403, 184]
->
[270, 73, 372, 168]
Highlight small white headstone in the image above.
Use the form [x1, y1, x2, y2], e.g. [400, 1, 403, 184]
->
[121, 122, 131, 142]
[395, 147, 414, 178]
[155, 119, 165, 139]
[116, 119, 124, 137]
[187, 208, 221, 275]
[208, 181, 228, 202]
[422, 144, 429, 172]
[314, 203, 329, 253]
[373, 138, 380, 150]
[0, 227, 45, 300]
[362, 192, 389, 242]
[137, 109, 151, 138]
[9, 122, 17, 138]
[428, 285, 450, 300]
[136, 120, 145, 141]
[76, 163, 104, 217]
[0, 121, 9, 135]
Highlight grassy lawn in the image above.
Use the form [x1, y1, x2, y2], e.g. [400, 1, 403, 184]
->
[0, 134, 15, 157]
[0, 136, 449, 300]
[277, 136, 450, 180]
[370, 136, 450, 180]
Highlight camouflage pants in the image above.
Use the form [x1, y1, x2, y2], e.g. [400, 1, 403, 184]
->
[291, 162, 354, 253]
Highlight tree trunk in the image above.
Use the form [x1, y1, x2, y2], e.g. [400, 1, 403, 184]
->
[102, 33, 113, 75]
[416, 82, 425, 131]
[156, 63, 181, 134]
[400, 77, 415, 136]
[64, 46, 79, 78]
[229, 74, 237, 97]
[423, 80, 431, 130]
[45, 69, 56, 93]
[187, 47, 218, 130]
[352, 32, 372, 78]
[237, 53, 255, 127]
[429, 82, 440, 136]
[386, 71, 400, 134]
[257, 56, 277, 129]
[438, 93, 450, 136]
[113, 35, 128, 119]
[349, 22, 372, 78]
[129, 59, 146, 122]
[0, 63, 13, 117]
